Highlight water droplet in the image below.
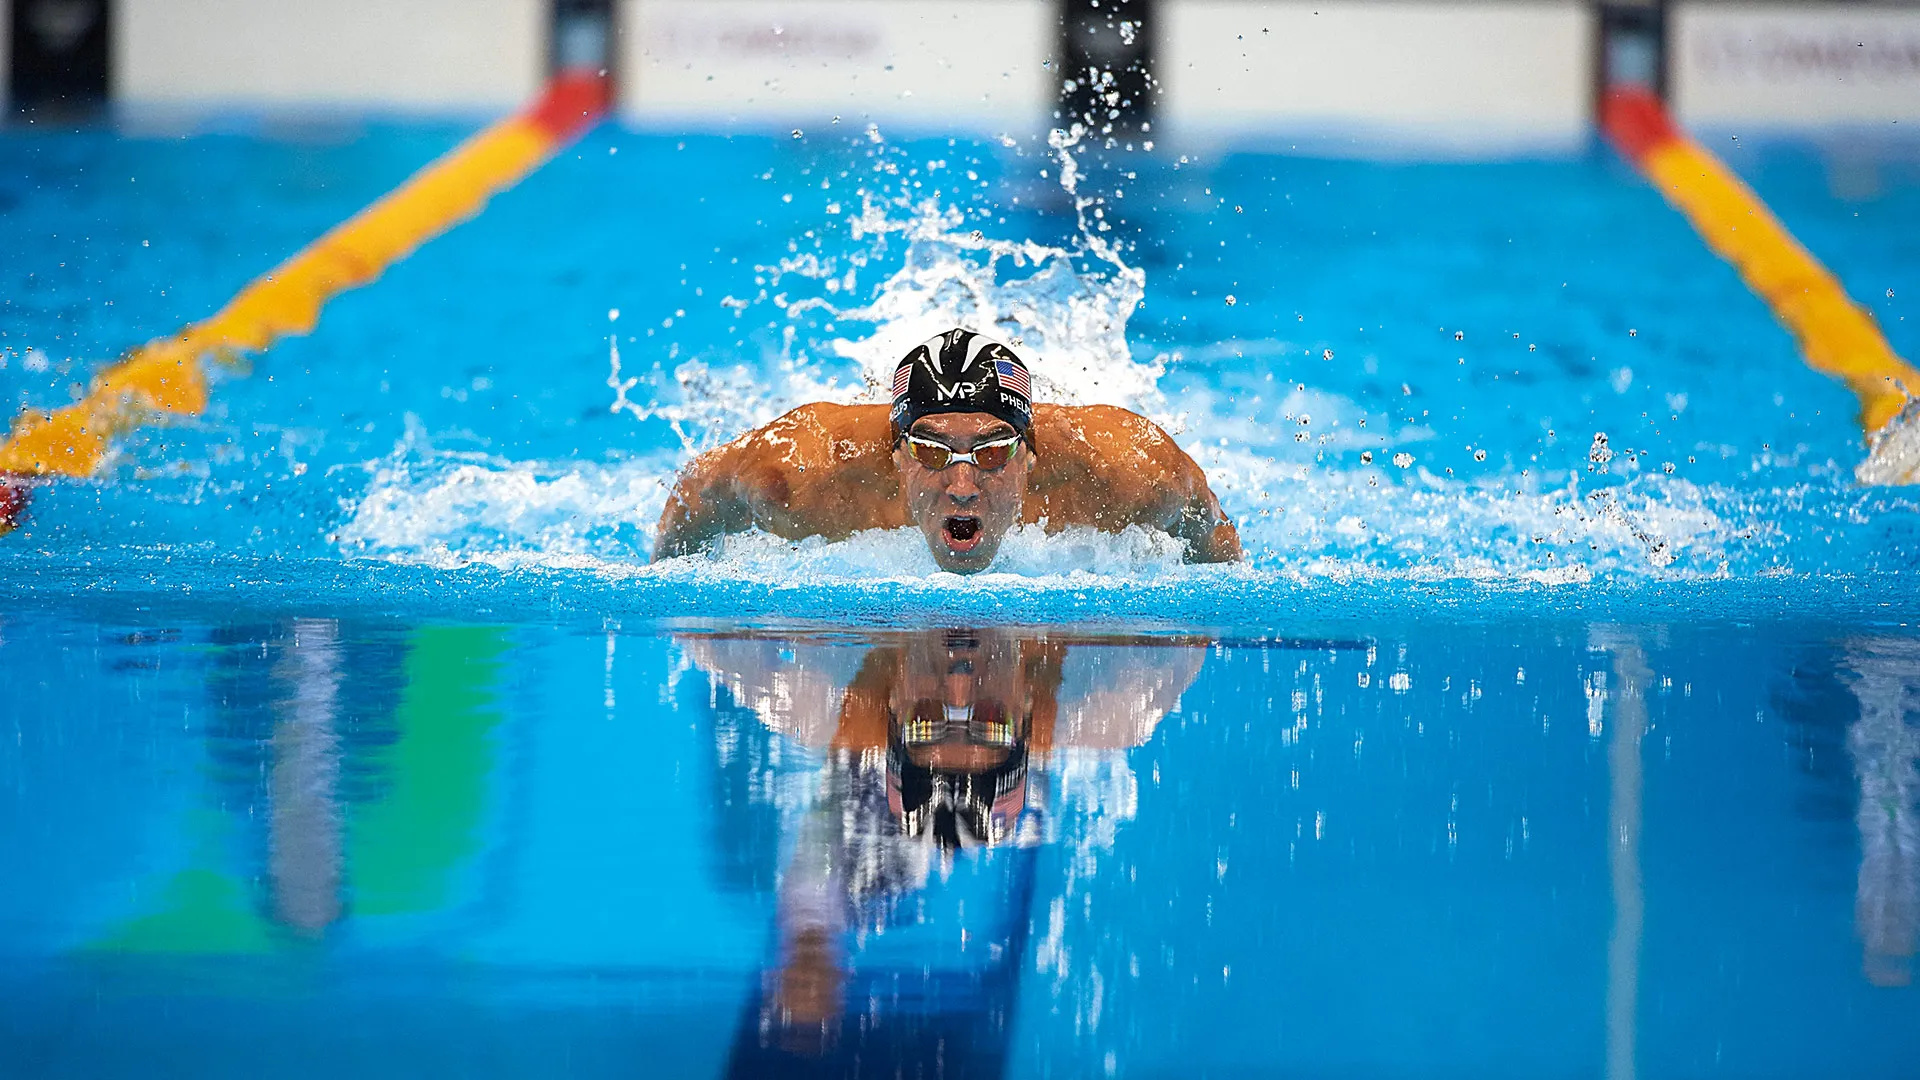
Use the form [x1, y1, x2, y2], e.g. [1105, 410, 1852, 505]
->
[791, 129, 804, 139]
[1474, 449, 1487, 462]
[1588, 432, 1614, 467]
[1663, 461, 1676, 474]
[1889, 288, 1896, 299]
[1360, 450, 1374, 464]
[1528, 343, 1536, 352]
[1392, 452, 1414, 469]
[1453, 330, 1464, 341]
[1225, 295, 1237, 306]
[607, 308, 620, 322]
[1321, 348, 1334, 361]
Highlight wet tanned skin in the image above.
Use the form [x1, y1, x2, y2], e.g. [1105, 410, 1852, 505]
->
[652, 401, 1242, 570]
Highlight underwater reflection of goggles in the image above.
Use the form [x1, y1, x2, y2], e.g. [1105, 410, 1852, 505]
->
[898, 698, 1017, 748]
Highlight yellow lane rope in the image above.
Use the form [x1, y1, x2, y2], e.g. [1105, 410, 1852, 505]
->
[1603, 88, 1920, 457]
[0, 74, 608, 529]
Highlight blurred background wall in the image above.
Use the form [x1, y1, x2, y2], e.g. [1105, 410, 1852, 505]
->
[1674, 4, 1920, 126]
[621, 0, 1054, 128]
[115, 0, 545, 110]
[1157, 2, 1591, 149]
[5, 0, 1920, 136]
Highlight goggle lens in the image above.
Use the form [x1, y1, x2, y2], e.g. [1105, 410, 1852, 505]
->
[972, 442, 1015, 470]
[908, 440, 953, 470]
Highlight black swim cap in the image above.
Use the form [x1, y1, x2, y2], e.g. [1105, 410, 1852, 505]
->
[889, 329, 1033, 438]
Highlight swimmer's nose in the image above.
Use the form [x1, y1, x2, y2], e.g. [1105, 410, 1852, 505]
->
[944, 467, 981, 504]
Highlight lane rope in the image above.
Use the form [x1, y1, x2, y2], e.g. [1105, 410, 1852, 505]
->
[0, 72, 609, 533]
[1601, 86, 1920, 484]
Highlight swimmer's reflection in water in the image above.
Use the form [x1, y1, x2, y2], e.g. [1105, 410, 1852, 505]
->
[684, 627, 1206, 1077]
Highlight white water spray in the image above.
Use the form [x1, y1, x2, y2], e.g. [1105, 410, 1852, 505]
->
[339, 128, 1781, 583]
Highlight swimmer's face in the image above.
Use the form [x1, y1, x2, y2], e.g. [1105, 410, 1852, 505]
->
[893, 413, 1031, 574]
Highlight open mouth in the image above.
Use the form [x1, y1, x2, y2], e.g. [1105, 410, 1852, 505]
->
[942, 516, 983, 553]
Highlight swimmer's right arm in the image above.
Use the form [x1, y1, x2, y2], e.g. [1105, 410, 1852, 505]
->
[653, 444, 756, 559]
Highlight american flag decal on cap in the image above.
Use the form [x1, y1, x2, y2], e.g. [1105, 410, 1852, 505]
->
[892, 360, 913, 399]
[994, 358, 1030, 398]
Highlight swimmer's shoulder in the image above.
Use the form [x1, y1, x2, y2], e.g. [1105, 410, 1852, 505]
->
[720, 402, 893, 466]
[1031, 403, 1189, 471]
[729, 403, 900, 530]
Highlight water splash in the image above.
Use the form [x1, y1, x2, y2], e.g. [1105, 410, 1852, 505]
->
[602, 124, 1165, 453]
[1857, 398, 1920, 487]
[338, 128, 1902, 585]
[338, 424, 1777, 582]
[336, 418, 669, 566]
[825, 190, 1161, 416]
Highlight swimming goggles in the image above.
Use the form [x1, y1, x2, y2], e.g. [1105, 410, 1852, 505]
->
[903, 434, 1022, 472]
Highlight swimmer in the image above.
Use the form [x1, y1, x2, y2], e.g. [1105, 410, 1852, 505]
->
[653, 328, 1242, 571]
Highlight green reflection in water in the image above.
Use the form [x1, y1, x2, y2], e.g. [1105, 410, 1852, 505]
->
[348, 625, 508, 916]
[92, 812, 273, 956]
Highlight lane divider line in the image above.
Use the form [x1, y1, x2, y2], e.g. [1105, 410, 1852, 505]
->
[1601, 87, 1919, 483]
[0, 72, 609, 534]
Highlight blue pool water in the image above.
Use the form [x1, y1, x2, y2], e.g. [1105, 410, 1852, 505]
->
[3, 115, 1920, 1077]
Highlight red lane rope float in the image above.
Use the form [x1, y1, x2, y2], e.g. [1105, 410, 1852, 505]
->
[1601, 87, 1920, 469]
[0, 72, 609, 535]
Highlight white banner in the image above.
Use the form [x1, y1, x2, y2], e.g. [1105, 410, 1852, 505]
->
[1675, 4, 1920, 126]
[117, 0, 545, 109]
[621, 0, 1053, 128]
[1159, 1, 1592, 153]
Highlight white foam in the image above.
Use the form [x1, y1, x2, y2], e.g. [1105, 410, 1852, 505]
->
[335, 419, 671, 568]
[1198, 445, 1750, 579]
[1858, 398, 1920, 487]
[337, 429, 1753, 584]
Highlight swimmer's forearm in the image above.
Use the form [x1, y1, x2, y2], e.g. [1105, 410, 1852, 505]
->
[1173, 490, 1242, 563]
[1189, 518, 1243, 563]
[652, 465, 752, 560]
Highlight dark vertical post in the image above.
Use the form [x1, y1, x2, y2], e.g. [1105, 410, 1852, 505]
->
[1057, 0, 1156, 143]
[1595, 0, 1667, 106]
[552, 0, 615, 84]
[8, 0, 112, 116]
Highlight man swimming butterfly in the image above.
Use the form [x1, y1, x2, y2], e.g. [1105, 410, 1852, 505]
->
[653, 328, 1241, 572]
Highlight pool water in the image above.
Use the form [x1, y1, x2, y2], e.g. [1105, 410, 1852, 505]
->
[3, 115, 1920, 1076]
[5, 615, 1919, 1077]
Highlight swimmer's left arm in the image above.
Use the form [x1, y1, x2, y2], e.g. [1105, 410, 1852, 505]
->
[1048, 405, 1244, 563]
[653, 438, 757, 559]
[1132, 412, 1240, 563]
[1169, 481, 1242, 563]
